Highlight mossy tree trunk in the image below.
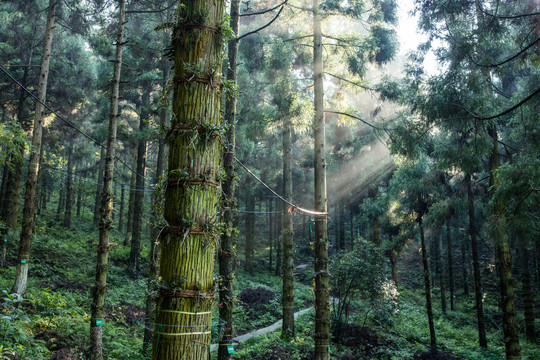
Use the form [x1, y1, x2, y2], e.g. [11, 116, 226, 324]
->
[436, 230, 447, 314]
[466, 173, 487, 348]
[282, 114, 295, 338]
[516, 228, 536, 343]
[90, 2, 126, 358]
[12, 0, 56, 294]
[488, 125, 521, 359]
[313, 0, 330, 357]
[218, 1, 239, 357]
[151, 1, 225, 358]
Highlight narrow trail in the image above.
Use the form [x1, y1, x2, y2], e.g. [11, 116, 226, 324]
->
[211, 263, 314, 351]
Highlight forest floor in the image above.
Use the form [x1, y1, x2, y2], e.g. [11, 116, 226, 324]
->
[0, 211, 539, 359]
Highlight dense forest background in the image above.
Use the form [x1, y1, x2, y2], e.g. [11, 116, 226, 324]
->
[0, 0, 538, 359]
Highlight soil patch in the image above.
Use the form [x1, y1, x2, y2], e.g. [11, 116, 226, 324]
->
[263, 345, 290, 360]
[48, 343, 86, 360]
[106, 301, 146, 325]
[238, 287, 276, 312]
[333, 324, 380, 348]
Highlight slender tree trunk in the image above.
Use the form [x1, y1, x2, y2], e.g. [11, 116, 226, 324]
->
[488, 125, 521, 359]
[124, 153, 137, 245]
[275, 197, 282, 276]
[437, 231, 447, 314]
[64, 142, 74, 228]
[143, 66, 170, 351]
[389, 247, 398, 287]
[76, 178, 82, 217]
[0, 164, 8, 206]
[89, 2, 125, 358]
[269, 198, 273, 270]
[466, 173, 487, 347]
[517, 229, 536, 343]
[282, 115, 295, 338]
[218, 2, 239, 357]
[446, 222, 455, 311]
[94, 146, 106, 225]
[151, 1, 225, 358]
[12, 0, 56, 294]
[419, 218, 436, 353]
[245, 193, 255, 274]
[462, 235, 469, 296]
[129, 92, 149, 274]
[118, 185, 125, 231]
[313, 0, 330, 357]
[338, 203, 345, 250]
[56, 186, 65, 221]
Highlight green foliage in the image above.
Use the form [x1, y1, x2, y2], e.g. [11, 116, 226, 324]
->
[0, 118, 30, 168]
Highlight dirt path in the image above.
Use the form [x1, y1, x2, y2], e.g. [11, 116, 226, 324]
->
[211, 263, 314, 351]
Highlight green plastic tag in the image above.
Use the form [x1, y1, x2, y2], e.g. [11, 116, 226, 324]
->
[20, 259, 27, 264]
[227, 345, 235, 354]
[3, 238, 6, 242]
[328, 346, 330, 352]
[95, 319, 103, 326]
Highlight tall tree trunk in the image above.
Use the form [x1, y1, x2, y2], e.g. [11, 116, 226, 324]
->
[466, 173, 487, 347]
[437, 231, 447, 314]
[282, 115, 295, 338]
[1, 53, 32, 267]
[128, 92, 149, 274]
[94, 146, 106, 225]
[313, 0, 330, 357]
[268, 198, 273, 271]
[338, 203, 345, 250]
[56, 185, 65, 221]
[124, 153, 137, 245]
[488, 125, 521, 359]
[446, 222, 455, 311]
[89, 2, 125, 358]
[12, 0, 56, 294]
[419, 218, 436, 353]
[461, 235, 469, 296]
[245, 193, 255, 274]
[517, 229, 536, 343]
[76, 178, 82, 217]
[118, 185, 125, 231]
[63, 142, 74, 228]
[151, 1, 225, 358]
[143, 66, 170, 351]
[275, 197, 282, 276]
[389, 247, 398, 287]
[218, 2, 239, 357]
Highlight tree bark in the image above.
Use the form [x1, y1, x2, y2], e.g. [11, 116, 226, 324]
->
[124, 153, 137, 245]
[282, 115, 295, 338]
[313, 0, 330, 357]
[446, 222, 455, 311]
[12, 0, 56, 294]
[76, 178, 83, 217]
[128, 91, 149, 274]
[437, 231, 447, 314]
[151, 1, 225, 358]
[517, 229, 536, 343]
[419, 218, 436, 353]
[94, 146, 106, 225]
[89, 2, 125, 358]
[118, 185, 125, 231]
[245, 193, 255, 274]
[268, 198, 273, 271]
[466, 173, 487, 347]
[218, 1, 239, 357]
[63, 142, 74, 228]
[488, 125, 521, 359]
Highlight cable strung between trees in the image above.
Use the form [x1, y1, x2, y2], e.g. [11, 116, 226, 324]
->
[234, 157, 327, 216]
[0, 64, 150, 183]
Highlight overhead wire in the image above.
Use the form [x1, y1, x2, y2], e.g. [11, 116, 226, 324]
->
[234, 157, 327, 216]
[0, 64, 151, 183]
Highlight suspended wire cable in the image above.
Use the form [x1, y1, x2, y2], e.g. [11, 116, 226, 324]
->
[234, 157, 327, 216]
[0, 64, 150, 183]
